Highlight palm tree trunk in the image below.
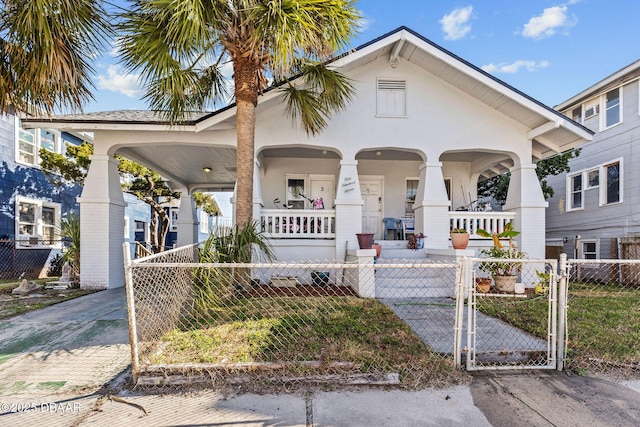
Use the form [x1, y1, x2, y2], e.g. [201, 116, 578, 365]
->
[233, 59, 259, 229]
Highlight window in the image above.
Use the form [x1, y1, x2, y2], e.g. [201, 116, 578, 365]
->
[376, 79, 406, 117]
[285, 175, 308, 209]
[583, 98, 600, 120]
[15, 196, 61, 248]
[134, 221, 148, 243]
[571, 106, 582, 124]
[199, 210, 210, 233]
[405, 179, 418, 215]
[601, 160, 622, 205]
[169, 208, 179, 231]
[581, 240, 598, 260]
[603, 88, 621, 128]
[15, 119, 62, 166]
[586, 169, 599, 189]
[567, 173, 583, 210]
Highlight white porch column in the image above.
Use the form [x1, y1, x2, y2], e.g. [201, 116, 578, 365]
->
[252, 160, 264, 223]
[176, 192, 198, 246]
[503, 163, 548, 259]
[78, 155, 126, 289]
[414, 162, 450, 249]
[334, 160, 363, 260]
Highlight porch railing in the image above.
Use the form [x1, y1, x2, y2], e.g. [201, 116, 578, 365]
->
[449, 211, 515, 235]
[260, 209, 336, 239]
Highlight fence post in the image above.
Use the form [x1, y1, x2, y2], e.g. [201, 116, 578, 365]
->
[453, 257, 468, 369]
[557, 253, 568, 371]
[123, 243, 140, 381]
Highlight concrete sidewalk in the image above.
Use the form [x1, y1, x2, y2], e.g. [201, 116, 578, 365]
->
[1, 287, 640, 426]
[0, 287, 130, 397]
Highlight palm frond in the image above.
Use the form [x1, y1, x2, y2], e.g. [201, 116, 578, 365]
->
[1, 0, 111, 113]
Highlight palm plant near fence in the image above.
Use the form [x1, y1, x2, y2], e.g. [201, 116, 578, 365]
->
[196, 221, 276, 304]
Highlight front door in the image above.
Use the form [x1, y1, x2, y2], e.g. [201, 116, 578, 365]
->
[360, 177, 383, 239]
[310, 176, 334, 209]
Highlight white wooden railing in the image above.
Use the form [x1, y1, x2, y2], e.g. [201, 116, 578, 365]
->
[449, 211, 516, 235]
[260, 209, 336, 239]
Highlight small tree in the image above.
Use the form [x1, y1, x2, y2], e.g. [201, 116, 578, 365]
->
[478, 148, 581, 204]
[40, 142, 216, 253]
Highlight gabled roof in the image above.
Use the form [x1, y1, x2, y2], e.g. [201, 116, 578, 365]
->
[24, 26, 592, 160]
[555, 59, 640, 111]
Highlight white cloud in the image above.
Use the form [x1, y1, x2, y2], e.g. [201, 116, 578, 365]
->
[521, 5, 576, 39]
[96, 64, 143, 98]
[482, 60, 550, 74]
[440, 5, 474, 41]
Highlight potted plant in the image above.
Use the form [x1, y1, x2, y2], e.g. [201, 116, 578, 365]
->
[407, 233, 425, 250]
[476, 224, 526, 293]
[450, 228, 469, 249]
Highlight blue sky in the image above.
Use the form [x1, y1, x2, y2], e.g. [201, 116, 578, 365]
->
[89, 1, 640, 112]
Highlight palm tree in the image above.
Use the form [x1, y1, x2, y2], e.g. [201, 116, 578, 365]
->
[0, 0, 110, 114]
[118, 0, 360, 228]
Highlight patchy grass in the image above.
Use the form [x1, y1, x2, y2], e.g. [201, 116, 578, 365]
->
[150, 296, 464, 389]
[478, 282, 640, 373]
[0, 288, 97, 319]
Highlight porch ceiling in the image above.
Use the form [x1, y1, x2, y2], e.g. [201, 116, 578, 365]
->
[117, 144, 238, 191]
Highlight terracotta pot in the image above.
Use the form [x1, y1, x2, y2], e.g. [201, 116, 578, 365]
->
[450, 233, 470, 249]
[493, 275, 517, 293]
[475, 277, 492, 293]
[356, 233, 375, 249]
[371, 243, 382, 257]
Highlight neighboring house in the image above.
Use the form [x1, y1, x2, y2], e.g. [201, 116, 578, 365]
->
[546, 60, 640, 260]
[0, 112, 85, 279]
[24, 27, 592, 289]
[0, 111, 150, 278]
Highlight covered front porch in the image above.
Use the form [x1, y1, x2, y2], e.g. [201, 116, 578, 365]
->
[253, 144, 529, 262]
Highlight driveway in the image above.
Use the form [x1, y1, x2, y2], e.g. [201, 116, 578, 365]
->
[0, 287, 130, 397]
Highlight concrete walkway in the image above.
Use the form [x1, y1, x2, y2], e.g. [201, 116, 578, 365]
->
[0, 287, 130, 397]
[382, 298, 546, 362]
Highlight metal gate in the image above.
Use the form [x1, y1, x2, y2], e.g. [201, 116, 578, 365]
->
[456, 258, 562, 371]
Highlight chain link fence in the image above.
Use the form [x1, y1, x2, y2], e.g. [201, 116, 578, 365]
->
[123, 242, 640, 389]
[465, 258, 558, 371]
[564, 258, 640, 379]
[0, 239, 64, 285]
[124, 246, 466, 390]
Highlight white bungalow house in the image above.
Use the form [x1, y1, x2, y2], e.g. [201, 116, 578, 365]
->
[24, 27, 592, 289]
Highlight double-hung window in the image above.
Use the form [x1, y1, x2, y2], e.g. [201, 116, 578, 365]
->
[567, 173, 583, 211]
[581, 240, 598, 260]
[601, 160, 622, 205]
[15, 196, 61, 248]
[603, 88, 621, 129]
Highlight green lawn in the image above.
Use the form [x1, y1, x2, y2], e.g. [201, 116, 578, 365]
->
[478, 282, 640, 374]
[149, 296, 465, 389]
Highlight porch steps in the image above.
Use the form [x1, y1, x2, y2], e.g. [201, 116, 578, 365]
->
[374, 258, 457, 299]
[376, 240, 427, 260]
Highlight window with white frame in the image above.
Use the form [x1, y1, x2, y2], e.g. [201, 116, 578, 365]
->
[199, 210, 209, 233]
[405, 179, 419, 215]
[586, 169, 599, 189]
[601, 160, 622, 205]
[571, 106, 583, 124]
[603, 87, 621, 129]
[15, 119, 63, 166]
[581, 240, 598, 260]
[567, 173, 583, 211]
[583, 98, 600, 121]
[15, 196, 61, 248]
[376, 78, 406, 117]
[169, 208, 179, 231]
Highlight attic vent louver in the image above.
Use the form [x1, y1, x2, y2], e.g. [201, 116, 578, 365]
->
[377, 79, 406, 91]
